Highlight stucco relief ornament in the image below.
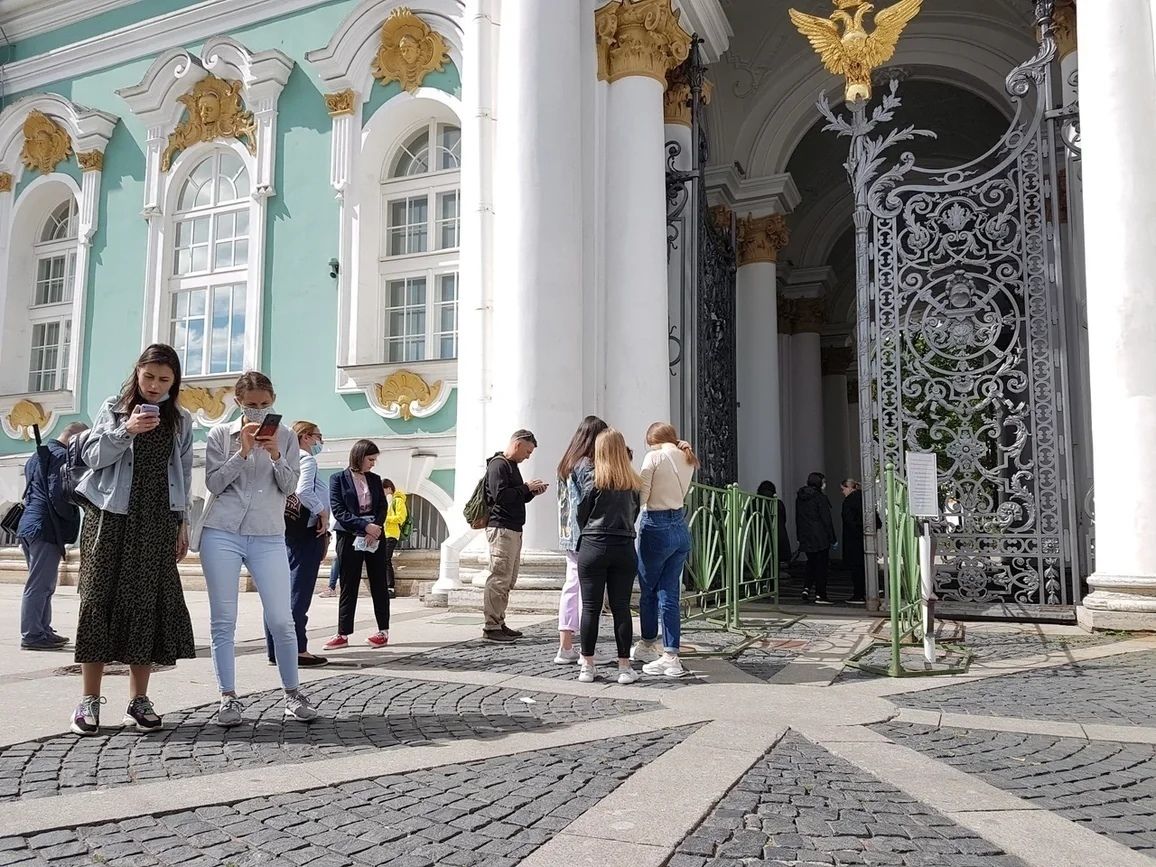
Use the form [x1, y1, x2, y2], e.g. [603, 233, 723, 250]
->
[0, 172, 11, 193]
[788, 0, 922, 102]
[325, 89, 356, 116]
[595, 0, 692, 85]
[178, 385, 235, 427]
[737, 213, 790, 265]
[371, 8, 450, 94]
[372, 370, 448, 421]
[20, 111, 74, 174]
[3, 400, 52, 442]
[161, 75, 257, 172]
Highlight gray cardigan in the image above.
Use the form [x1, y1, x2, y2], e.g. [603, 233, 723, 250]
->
[76, 397, 194, 519]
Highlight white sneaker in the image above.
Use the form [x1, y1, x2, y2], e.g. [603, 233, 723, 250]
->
[617, 668, 640, 684]
[285, 690, 318, 722]
[554, 646, 581, 664]
[643, 655, 687, 678]
[577, 664, 596, 683]
[216, 696, 244, 727]
[630, 640, 659, 663]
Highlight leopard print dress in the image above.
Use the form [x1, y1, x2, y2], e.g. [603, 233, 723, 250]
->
[74, 422, 195, 666]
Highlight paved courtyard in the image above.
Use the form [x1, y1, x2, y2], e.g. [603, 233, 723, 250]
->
[0, 586, 1154, 866]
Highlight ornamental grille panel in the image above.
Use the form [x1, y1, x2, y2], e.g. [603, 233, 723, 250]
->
[824, 3, 1083, 615]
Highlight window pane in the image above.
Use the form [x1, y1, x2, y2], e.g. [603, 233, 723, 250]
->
[231, 285, 246, 371]
[408, 277, 427, 306]
[210, 286, 231, 374]
[214, 241, 233, 270]
[235, 238, 249, 267]
[193, 217, 210, 244]
[189, 288, 207, 317]
[438, 273, 458, 302]
[438, 126, 461, 171]
[393, 129, 430, 177]
[440, 334, 456, 359]
[191, 245, 208, 272]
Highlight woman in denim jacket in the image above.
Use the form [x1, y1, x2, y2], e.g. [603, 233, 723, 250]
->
[70, 344, 196, 736]
[554, 416, 607, 664]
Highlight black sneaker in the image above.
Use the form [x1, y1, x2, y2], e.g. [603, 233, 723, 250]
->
[388, 587, 397, 599]
[298, 654, 329, 667]
[47, 633, 70, 646]
[799, 588, 812, 602]
[500, 624, 524, 638]
[483, 629, 517, 643]
[123, 695, 163, 732]
[814, 596, 834, 606]
[20, 640, 62, 651]
[71, 695, 105, 736]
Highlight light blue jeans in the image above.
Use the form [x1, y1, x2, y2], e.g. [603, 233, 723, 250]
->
[637, 508, 691, 653]
[200, 527, 298, 694]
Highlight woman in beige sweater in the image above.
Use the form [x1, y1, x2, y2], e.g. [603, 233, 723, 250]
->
[632, 422, 697, 677]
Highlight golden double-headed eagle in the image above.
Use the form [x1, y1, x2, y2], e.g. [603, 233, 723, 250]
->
[788, 0, 922, 102]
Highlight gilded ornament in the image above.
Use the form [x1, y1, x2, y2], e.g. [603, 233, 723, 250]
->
[76, 150, 104, 172]
[7, 400, 49, 441]
[595, 0, 692, 86]
[0, 172, 11, 193]
[1052, 1, 1076, 60]
[375, 370, 443, 421]
[664, 63, 714, 126]
[788, 0, 922, 102]
[20, 111, 74, 174]
[162, 75, 257, 172]
[325, 89, 356, 116]
[178, 385, 233, 421]
[371, 8, 450, 94]
[737, 213, 790, 265]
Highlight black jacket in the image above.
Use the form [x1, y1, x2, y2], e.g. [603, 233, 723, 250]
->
[576, 486, 639, 544]
[795, 484, 836, 554]
[842, 489, 865, 559]
[775, 501, 792, 564]
[330, 469, 386, 536]
[486, 454, 536, 531]
[16, 440, 79, 545]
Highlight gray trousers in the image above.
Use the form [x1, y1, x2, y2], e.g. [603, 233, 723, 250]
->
[20, 537, 62, 645]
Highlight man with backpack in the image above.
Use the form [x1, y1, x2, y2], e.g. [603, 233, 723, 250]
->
[474, 430, 547, 642]
[16, 421, 89, 650]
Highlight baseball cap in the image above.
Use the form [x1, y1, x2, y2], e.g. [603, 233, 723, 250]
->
[512, 429, 538, 446]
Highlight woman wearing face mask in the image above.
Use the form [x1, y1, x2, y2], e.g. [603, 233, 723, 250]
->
[381, 479, 407, 599]
[325, 440, 390, 649]
[70, 344, 196, 736]
[265, 421, 330, 668]
[196, 371, 317, 727]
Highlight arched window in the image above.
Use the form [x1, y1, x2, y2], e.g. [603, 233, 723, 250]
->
[167, 149, 251, 377]
[380, 121, 460, 363]
[27, 198, 78, 393]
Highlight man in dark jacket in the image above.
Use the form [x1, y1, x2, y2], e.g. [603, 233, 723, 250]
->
[795, 472, 836, 604]
[17, 422, 87, 650]
[482, 430, 547, 642]
[841, 479, 866, 604]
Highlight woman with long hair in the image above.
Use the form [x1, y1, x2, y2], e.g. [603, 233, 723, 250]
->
[555, 415, 608, 664]
[265, 421, 330, 668]
[574, 428, 642, 684]
[198, 371, 317, 726]
[70, 344, 196, 735]
[325, 439, 390, 649]
[632, 422, 697, 678]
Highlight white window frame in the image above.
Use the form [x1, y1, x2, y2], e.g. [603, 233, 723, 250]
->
[26, 198, 78, 393]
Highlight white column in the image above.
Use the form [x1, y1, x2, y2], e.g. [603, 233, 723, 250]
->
[735, 213, 789, 490]
[1078, 0, 1156, 627]
[778, 308, 794, 501]
[786, 297, 826, 494]
[489, 0, 585, 553]
[597, 0, 690, 454]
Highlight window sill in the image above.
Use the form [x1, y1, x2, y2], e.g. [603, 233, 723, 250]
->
[336, 360, 457, 421]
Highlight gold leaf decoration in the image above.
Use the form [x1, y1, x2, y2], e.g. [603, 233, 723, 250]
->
[325, 89, 356, 116]
[374, 369, 443, 421]
[7, 400, 49, 441]
[178, 385, 233, 420]
[371, 7, 450, 94]
[737, 213, 790, 265]
[788, 0, 922, 102]
[162, 75, 257, 172]
[20, 111, 74, 174]
[595, 0, 692, 86]
[0, 172, 11, 193]
[76, 150, 104, 172]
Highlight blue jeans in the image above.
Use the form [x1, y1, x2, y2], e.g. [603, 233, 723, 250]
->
[200, 528, 298, 694]
[266, 531, 325, 661]
[328, 546, 340, 591]
[20, 537, 62, 644]
[637, 509, 691, 652]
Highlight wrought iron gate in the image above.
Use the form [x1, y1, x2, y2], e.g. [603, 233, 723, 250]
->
[824, 1, 1083, 617]
[667, 39, 738, 488]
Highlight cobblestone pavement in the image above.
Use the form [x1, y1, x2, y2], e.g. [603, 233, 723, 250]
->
[0, 725, 697, 867]
[668, 732, 1028, 867]
[892, 650, 1156, 726]
[878, 723, 1156, 854]
[0, 674, 655, 801]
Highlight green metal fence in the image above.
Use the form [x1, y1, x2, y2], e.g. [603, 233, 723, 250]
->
[682, 482, 779, 632]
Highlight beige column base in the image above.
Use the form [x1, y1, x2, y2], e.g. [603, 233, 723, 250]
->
[1079, 573, 1156, 631]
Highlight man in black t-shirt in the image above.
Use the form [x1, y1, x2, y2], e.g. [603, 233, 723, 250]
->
[482, 429, 547, 641]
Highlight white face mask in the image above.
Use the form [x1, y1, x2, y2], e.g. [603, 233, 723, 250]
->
[241, 405, 271, 424]
[386, 493, 395, 505]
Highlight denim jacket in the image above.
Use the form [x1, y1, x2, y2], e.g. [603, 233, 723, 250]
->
[558, 458, 593, 553]
[76, 396, 194, 519]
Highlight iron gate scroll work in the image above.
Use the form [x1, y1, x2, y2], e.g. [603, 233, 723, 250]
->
[823, 1, 1082, 616]
[667, 38, 739, 488]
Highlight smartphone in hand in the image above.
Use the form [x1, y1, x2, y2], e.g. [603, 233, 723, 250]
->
[254, 413, 283, 439]
[138, 404, 160, 415]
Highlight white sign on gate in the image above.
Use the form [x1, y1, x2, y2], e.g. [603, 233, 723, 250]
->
[905, 451, 940, 518]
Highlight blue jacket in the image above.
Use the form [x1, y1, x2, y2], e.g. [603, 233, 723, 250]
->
[329, 469, 386, 536]
[16, 440, 80, 545]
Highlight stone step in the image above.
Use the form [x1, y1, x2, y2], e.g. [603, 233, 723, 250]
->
[447, 586, 563, 614]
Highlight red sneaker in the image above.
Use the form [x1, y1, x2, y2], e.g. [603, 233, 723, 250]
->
[323, 635, 348, 650]
[366, 632, 389, 648]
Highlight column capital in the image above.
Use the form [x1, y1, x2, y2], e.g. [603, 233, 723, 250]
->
[664, 62, 714, 126]
[76, 150, 104, 172]
[821, 345, 854, 376]
[737, 213, 789, 265]
[595, 0, 692, 86]
[324, 89, 356, 116]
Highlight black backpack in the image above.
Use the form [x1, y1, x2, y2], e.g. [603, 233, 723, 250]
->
[60, 429, 90, 506]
